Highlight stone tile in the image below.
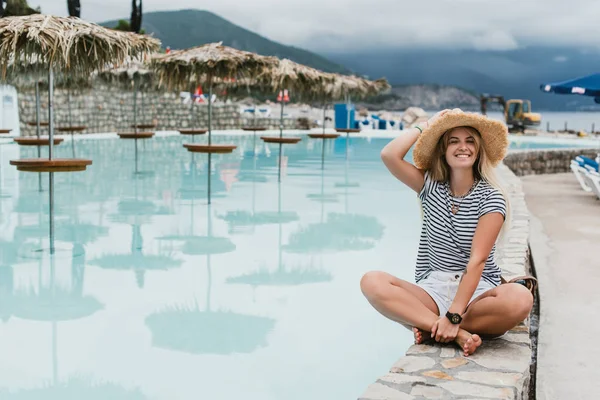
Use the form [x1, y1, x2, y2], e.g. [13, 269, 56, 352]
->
[456, 371, 523, 388]
[510, 324, 529, 333]
[406, 344, 438, 355]
[358, 383, 415, 400]
[501, 332, 530, 344]
[422, 370, 453, 380]
[410, 385, 445, 399]
[379, 373, 426, 386]
[390, 356, 436, 373]
[440, 381, 514, 399]
[468, 341, 531, 373]
[440, 347, 455, 358]
[441, 357, 469, 369]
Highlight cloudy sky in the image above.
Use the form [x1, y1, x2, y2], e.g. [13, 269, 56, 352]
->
[31, 0, 600, 52]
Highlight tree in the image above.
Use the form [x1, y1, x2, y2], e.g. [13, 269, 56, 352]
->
[130, 0, 142, 33]
[0, 0, 40, 17]
[67, 0, 80, 18]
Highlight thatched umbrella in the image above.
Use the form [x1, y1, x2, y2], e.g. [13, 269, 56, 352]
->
[253, 58, 333, 182]
[151, 42, 276, 204]
[96, 61, 157, 175]
[0, 14, 160, 254]
[330, 74, 390, 158]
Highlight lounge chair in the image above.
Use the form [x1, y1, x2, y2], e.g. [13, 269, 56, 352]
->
[575, 155, 599, 172]
[583, 165, 600, 200]
[570, 159, 593, 192]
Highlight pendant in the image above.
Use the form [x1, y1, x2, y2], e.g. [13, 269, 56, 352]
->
[451, 205, 459, 214]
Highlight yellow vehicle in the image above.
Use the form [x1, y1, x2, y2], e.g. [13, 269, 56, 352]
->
[480, 95, 541, 132]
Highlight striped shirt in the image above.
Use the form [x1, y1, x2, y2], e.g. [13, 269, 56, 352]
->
[416, 172, 506, 286]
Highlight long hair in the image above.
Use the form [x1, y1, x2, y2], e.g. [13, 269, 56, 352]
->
[427, 126, 511, 238]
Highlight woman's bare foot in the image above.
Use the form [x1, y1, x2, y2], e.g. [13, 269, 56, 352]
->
[455, 329, 482, 356]
[412, 327, 432, 344]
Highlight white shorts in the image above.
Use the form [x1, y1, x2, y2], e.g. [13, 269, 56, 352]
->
[417, 271, 496, 317]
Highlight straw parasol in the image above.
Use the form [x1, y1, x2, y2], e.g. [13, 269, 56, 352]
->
[250, 58, 333, 181]
[96, 60, 158, 174]
[0, 14, 160, 254]
[151, 42, 276, 204]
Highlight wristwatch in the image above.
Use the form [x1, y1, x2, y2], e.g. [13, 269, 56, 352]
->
[445, 311, 462, 325]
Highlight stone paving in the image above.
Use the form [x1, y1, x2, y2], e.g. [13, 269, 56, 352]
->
[359, 163, 533, 400]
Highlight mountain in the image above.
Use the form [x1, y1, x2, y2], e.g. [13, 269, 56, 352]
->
[324, 47, 600, 111]
[358, 85, 479, 111]
[100, 9, 350, 74]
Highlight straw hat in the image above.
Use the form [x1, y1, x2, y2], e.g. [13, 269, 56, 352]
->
[413, 108, 509, 170]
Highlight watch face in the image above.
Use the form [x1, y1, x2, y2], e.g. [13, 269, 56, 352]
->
[452, 315, 460, 324]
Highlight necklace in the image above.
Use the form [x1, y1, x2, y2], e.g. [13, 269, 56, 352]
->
[448, 179, 478, 215]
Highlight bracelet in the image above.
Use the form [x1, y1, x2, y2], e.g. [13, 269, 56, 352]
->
[415, 125, 423, 134]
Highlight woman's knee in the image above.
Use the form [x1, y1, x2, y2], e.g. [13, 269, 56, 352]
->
[504, 284, 534, 321]
[360, 271, 390, 300]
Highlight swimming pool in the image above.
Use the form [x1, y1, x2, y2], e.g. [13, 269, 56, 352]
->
[0, 132, 594, 399]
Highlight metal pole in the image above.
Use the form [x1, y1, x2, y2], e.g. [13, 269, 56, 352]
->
[279, 97, 284, 139]
[48, 67, 55, 160]
[321, 138, 325, 170]
[323, 103, 326, 134]
[253, 101, 258, 156]
[35, 82, 41, 139]
[133, 80, 138, 174]
[68, 89, 75, 158]
[190, 90, 195, 143]
[208, 79, 213, 205]
[35, 81, 42, 192]
[278, 95, 284, 182]
[48, 67, 55, 255]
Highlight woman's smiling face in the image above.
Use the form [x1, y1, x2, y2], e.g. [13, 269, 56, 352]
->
[444, 127, 481, 170]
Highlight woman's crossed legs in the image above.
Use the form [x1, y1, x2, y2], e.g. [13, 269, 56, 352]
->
[360, 271, 533, 356]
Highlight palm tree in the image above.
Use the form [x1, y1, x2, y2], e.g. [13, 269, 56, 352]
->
[67, 0, 80, 18]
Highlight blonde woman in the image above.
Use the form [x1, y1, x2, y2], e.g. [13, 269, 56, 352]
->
[360, 109, 536, 356]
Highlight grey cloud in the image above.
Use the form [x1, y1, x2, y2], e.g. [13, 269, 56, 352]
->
[29, 0, 600, 52]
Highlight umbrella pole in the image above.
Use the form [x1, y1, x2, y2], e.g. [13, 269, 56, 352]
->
[48, 66, 55, 255]
[323, 102, 326, 134]
[207, 79, 213, 205]
[190, 89, 195, 143]
[278, 98, 284, 183]
[253, 101, 258, 156]
[35, 81, 42, 192]
[68, 88, 75, 158]
[321, 102, 326, 170]
[133, 80, 139, 175]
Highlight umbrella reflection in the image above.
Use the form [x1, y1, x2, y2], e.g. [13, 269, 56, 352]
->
[147, 205, 275, 355]
[226, 181, 331, 287]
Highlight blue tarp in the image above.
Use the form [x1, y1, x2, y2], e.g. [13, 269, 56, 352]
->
[540, 73, 600, 98]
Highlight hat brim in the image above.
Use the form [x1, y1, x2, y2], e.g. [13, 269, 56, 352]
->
[413, 111, 509, 170]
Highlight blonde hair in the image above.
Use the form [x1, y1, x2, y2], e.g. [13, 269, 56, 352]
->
[426, 126, 511, 238]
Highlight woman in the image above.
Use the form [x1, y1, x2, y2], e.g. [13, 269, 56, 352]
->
[360, 109, 535, 356]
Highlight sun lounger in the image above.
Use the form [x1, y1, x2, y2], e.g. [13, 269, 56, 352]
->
[583, 166, 600, 200]
[575, 155, 599, 172]
[570, 159, 593, 192]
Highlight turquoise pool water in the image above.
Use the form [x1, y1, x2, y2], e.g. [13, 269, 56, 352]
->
[0, 134, 595, 399]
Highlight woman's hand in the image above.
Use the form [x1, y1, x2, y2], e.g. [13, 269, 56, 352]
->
[431, 316, 460, 343]
[424, 109, 451, 129]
